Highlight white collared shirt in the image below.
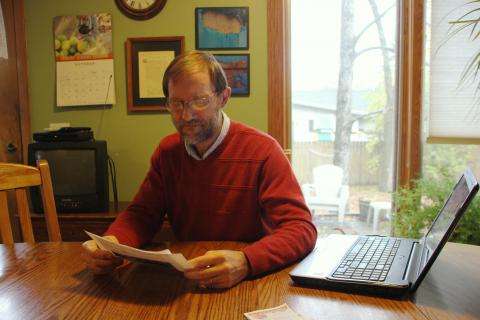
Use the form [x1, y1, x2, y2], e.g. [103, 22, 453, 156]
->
[185, 112, 231, 160]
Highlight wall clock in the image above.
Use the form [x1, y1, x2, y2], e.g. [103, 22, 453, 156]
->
[115, 0, 168, 20]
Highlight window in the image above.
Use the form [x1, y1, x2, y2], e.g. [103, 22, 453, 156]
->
[289, 0, 399, 235]
[268, 0, 424, 236]
[269, 0, 479, 243]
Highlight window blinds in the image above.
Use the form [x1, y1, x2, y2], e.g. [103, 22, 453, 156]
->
[428, 0, 480, 143]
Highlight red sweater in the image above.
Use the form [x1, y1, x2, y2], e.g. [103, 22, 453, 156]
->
[106, 121, 317, 276]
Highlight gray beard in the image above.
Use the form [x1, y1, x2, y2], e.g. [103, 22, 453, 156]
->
[182, 123, 215, 145]
[179, 111, 222, 146]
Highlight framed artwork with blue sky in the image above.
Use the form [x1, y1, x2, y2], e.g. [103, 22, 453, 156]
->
[195, 7, 249, 50]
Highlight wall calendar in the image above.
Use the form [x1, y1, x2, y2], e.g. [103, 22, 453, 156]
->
[54, 14, 115, 107]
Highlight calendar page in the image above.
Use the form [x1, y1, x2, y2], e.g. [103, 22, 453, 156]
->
[56, 59, 115, 106]
[54, 14, 115, 107]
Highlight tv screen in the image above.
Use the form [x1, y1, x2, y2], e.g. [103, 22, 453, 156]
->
[35, 149, 97, 195]
[28, 141, 109, 213]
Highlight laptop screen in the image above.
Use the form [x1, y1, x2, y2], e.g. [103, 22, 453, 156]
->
[412, 171, 478, 289]
[423, 175, 470, 256]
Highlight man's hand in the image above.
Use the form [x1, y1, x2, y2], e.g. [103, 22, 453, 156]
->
[81, 235, 124, 274]
[184, 250, 249, 289]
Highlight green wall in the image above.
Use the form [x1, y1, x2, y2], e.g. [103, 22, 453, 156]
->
[25, 0, 267, 201]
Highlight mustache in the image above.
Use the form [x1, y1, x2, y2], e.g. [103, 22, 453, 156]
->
[179, 120, 201, 127]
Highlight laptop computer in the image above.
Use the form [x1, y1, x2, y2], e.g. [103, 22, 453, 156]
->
[290, 168, 479, 298]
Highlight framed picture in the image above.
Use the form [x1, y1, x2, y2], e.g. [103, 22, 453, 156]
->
[195, 7, 249, 50]
[214, 54, 250, 96]
[126, 36, 184, 111]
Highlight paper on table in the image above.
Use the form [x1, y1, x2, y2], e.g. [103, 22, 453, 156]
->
[85, 231, 191, 272]
[244, 304, 305, 320]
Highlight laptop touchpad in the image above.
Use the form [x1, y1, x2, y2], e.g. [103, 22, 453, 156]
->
[311, 234, 358, 277]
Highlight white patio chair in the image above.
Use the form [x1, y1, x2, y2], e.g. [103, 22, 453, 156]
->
[302, 164, 349, 223]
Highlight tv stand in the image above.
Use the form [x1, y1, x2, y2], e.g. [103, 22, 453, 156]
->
[30, 201, 175, 242]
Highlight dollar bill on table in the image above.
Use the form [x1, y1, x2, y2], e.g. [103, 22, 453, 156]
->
[244, 304, 304, 320]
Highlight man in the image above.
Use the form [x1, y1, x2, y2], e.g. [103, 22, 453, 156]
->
[81, 51, 317, 289]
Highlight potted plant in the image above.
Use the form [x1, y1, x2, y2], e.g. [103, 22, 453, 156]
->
[358, 198, 371, 221]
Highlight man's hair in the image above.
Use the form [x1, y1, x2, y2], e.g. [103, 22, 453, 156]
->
[162, 50, 228, 98]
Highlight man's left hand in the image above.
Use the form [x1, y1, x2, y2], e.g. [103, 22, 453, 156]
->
[184, 250, 249, 289]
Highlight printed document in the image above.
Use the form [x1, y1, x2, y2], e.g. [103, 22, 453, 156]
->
[85, 231, 191, 272]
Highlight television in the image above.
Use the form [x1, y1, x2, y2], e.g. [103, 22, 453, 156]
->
[28, 140, 109, 213]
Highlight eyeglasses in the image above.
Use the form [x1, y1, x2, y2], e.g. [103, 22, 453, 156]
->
[166, 92, 219, 113]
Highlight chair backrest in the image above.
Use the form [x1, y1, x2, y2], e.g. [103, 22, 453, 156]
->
[0, 160, 61, 244]
[312, 164, 344, 197]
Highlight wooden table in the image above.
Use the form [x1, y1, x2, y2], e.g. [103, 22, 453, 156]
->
[0, 241, 478, 319]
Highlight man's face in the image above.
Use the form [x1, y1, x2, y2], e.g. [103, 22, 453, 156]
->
[168, 72, 225, 147]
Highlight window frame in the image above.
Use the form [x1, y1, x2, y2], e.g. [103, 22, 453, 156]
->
[267, 0, 423, 187]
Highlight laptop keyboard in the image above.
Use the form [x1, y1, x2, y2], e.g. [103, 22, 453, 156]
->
[331, 236, 401, 282]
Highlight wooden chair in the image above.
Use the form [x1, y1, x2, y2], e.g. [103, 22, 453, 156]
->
[0, 160, 61, 244]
